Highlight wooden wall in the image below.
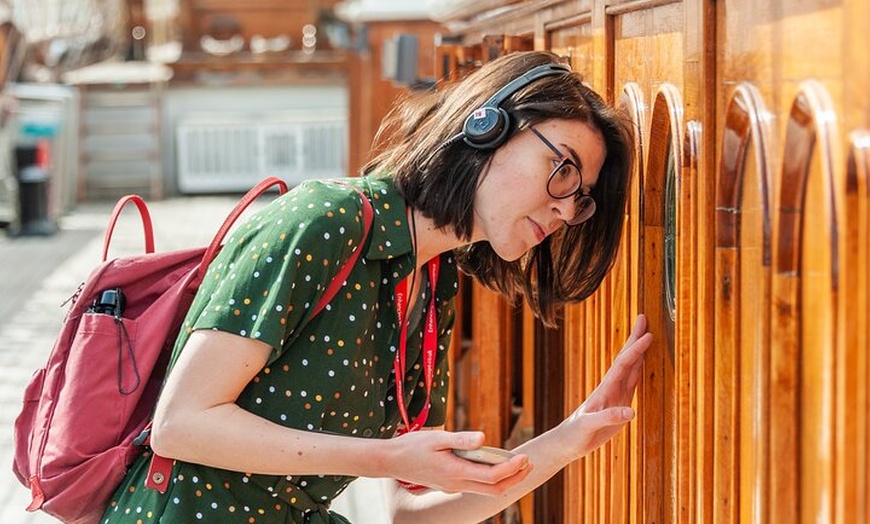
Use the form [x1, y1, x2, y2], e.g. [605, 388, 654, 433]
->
[433, 0, 870, 522]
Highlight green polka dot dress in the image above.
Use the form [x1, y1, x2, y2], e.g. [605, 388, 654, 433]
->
[101, 176, 458, 523]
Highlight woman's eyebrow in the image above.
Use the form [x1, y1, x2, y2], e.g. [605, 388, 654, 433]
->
[563, 143, 583, 171]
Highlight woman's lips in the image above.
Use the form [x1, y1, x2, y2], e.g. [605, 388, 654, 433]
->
[529, 218, 546, 244]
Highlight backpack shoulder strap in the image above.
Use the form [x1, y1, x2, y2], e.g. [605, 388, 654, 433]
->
[310, 183, 373, 318]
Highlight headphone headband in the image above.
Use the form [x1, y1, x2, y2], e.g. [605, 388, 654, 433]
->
[483, 63, 571, 109]
[461, 62, 571, 150]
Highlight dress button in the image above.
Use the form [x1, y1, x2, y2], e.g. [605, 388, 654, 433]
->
[362, 428, 374, 437]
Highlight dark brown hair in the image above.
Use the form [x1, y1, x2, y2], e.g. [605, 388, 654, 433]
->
[363, 50, 634, 326]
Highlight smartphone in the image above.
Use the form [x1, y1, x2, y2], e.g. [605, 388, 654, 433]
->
[452, 446, 516, 465]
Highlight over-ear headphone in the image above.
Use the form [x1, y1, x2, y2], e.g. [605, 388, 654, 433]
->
[459, 63, 571, 150]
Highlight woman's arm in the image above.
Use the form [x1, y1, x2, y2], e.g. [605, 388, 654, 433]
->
[149, 329, 533, 492]
[388, 314, 652, 524]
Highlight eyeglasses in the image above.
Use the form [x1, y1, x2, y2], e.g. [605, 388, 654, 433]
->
[530, 126, 597, 226]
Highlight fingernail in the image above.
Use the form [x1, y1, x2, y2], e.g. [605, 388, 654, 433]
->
[623, 407, 635, 420]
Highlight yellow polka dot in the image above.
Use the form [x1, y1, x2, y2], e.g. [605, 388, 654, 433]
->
[315, 394, 322, 401]
[306, 254, 313, 262]
[229, 506, 236, 512]
[279, 233, 286, 240]
[339, 207, 346, 214]
[291, 497, 297, 504]
[258, 508, 266, 515]
[244, 298, 251, 305]
[264, 367, 271, 374]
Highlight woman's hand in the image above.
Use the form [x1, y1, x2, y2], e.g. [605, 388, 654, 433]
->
[558, 314, 652, 460]
[382, 429, 532, 495]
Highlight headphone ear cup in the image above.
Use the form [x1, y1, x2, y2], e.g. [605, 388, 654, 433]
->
[462, 107, 511, 149]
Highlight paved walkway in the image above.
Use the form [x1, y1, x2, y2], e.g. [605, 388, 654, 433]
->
[0, 195, 390, 523]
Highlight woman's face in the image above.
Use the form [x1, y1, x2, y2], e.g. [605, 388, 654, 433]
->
[472, 118, 606, 261]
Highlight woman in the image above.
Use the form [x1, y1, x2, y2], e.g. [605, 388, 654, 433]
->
[102, 50, 651, 524]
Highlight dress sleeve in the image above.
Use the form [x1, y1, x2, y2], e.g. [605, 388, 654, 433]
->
[186, 181, 369, 364]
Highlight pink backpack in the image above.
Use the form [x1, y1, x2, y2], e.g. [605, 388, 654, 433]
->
[12, 177, 373, 524]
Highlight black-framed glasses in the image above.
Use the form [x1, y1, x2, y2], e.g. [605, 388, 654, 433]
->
[530, 126, 597, 226]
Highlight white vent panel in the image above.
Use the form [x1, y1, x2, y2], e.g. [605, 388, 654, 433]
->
[177, 114, 347, 193]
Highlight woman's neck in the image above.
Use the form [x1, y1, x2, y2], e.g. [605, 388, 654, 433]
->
[409, 208, 463, 271]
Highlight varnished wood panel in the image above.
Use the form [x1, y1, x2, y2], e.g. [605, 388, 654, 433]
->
[422, 1, 870, 523]
[841, 132, 870, 523]
[714, 83, 774, 524]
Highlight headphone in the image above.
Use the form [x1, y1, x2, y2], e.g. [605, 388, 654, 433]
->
[458, 63, 571, 150]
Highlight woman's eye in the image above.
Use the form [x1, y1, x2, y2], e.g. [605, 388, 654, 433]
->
[555, 163, 573, 178]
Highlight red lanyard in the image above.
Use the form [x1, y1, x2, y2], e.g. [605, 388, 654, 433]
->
[394, 256, 440, 433]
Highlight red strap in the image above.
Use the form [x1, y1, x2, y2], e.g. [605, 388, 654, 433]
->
[311, 184, 374, 317]
[25, 476, 44, 511]
[102, 195, 155, 261]
[394, 257, 441, 433]
[145, 453, 173, 493]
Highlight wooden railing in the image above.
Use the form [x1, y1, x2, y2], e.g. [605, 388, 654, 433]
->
[435, 0, 870, 522]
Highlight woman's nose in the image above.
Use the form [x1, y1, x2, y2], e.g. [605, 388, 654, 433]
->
[552, 197, 576, 223]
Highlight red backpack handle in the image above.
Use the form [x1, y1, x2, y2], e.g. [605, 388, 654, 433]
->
[102, 195, 155, 261]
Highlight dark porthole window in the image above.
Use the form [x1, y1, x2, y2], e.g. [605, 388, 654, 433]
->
[664, 136, 677, 321]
